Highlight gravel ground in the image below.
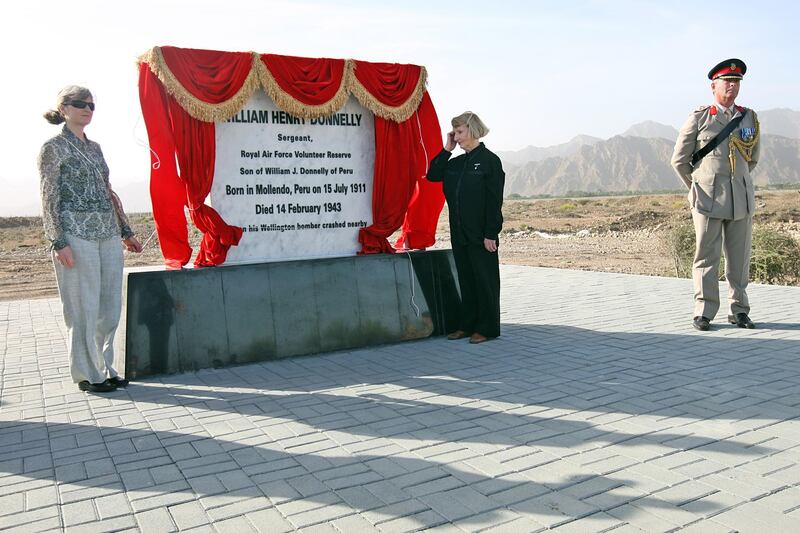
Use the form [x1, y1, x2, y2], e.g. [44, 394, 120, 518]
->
[2, 192, 798, 301]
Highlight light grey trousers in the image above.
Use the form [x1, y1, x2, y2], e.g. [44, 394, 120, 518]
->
[53, 234, 124, 384]
[692, 211, 753, 319]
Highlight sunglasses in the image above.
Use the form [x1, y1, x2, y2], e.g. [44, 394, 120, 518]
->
[67, 100, 95, 111]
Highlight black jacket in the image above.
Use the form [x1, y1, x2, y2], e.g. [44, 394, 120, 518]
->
[426, 143, 505, 246]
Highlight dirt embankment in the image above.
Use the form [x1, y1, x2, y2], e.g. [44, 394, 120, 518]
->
[2, 192, 799, 301]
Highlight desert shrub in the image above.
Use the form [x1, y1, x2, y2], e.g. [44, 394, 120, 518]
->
[750, 227, 800, 284]
[671, 201, 685, 210]
[559, 203, 577, 212]
[651, 201, 661, 207]
[665, 222, 800, 284]
[666, 222, 696, 278]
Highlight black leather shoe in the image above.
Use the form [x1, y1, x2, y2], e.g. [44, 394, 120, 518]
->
[108, 376, 129, 387]
[78, 380, 117, 393]
[728, 313, 755, 329]
[693, 316, 710, 331]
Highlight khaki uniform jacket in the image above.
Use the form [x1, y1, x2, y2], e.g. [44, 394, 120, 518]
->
[671, 106, 760, 220]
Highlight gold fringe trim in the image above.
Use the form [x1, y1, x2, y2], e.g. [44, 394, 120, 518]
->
[139, 47, 428, 123]
[255, 59, 354, 119]
[349, 66, 427, 122]
[141, 47, 260, 123]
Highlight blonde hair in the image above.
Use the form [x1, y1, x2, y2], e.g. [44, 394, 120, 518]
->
[43, 85, 93, 125]
[451, 111, 489, 139]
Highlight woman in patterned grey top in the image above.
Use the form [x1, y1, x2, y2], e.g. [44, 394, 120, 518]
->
[38, 85, 142, 393]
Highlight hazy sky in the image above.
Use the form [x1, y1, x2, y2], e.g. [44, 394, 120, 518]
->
[3, 0, 798, 215]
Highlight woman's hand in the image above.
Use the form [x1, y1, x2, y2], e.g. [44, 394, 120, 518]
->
[123, 236, 143, 253]
[55, 246, 75, 268]
[483, 238, 497, 253]
[445, 131, 456, 152]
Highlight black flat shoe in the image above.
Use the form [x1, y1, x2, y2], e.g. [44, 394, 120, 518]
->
[78, 380, 117, 393]
[728, 313, 755, 329]
[693, 316, 710, 331]
[108, 376, 129, 387]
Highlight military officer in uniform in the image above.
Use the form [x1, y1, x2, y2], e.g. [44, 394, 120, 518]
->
[671, 58, 760, 331]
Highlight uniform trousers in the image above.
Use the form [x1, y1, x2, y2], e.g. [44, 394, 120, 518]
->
[53, 234, 124, 384]
[692, 211, 752, 319]
[451, 243, 501, 338]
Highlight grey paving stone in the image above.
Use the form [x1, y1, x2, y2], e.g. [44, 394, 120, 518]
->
[510, 492, 600, 528]
[214, 515, 259, 532]
[134, 507, 177, 533]
[548, 512, 627, 532]
[607, 503, 681, 533]
[61, 499, 98, 526]
[63, 515, 138, 533]
[328, 512, 377, 532]
[363, 479, 413, 506]
[712, 501, 800, 532]
[362, 499, 430, 525]
[0, 492, 24, 516]
[167, 500, 213, 530]
[94, 492, 133, 519]
[678, 490, 746, 519]
[4, 269, 800, 532]
[487, 481, 552, 506]
[286, 501, 354, 529]
[243, 507, 295, 533]
[129, 484, 195, 512]
[59, 480, 123, 504]
[374, 509, 448, 532]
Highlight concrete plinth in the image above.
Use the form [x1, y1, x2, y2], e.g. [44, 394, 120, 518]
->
[115, 250, 460, 379]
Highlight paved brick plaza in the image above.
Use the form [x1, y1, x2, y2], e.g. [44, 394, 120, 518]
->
[2, 265, 800, 532]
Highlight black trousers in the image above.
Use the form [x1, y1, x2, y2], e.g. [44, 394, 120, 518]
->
[452, 243, 501, 337]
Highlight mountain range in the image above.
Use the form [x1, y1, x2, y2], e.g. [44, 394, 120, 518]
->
[499, 108, 800, 197]
[72, 110, 800, 214]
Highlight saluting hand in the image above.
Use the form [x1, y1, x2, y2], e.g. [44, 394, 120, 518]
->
[484, 238, 497, 253]
[445, 131, 456, 152]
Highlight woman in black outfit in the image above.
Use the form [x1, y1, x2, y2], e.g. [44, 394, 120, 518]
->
[426, 111, 505, 344]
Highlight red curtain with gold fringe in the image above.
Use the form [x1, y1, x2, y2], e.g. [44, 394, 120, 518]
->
[138, 46, 443, 267]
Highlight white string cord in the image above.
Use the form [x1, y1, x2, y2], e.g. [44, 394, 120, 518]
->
[404, 251, 421, 317]
[133, 116, 161, 170]
[139, 229, 157, 251]
[415, 110, 429, 168]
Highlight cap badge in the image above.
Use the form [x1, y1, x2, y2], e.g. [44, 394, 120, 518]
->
[730, 62, 737, 71]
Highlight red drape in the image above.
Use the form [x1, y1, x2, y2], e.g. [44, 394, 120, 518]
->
[160, 46, 254, 102]
[138, 65, 191, 269]
[167, 100, 242, 267]
[395, 92, 445, 250]
[354, 62, 444, 253]
[140, 47, 247, 267]
[260, 54, 346, 105]
[139, 47, 445, 266]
